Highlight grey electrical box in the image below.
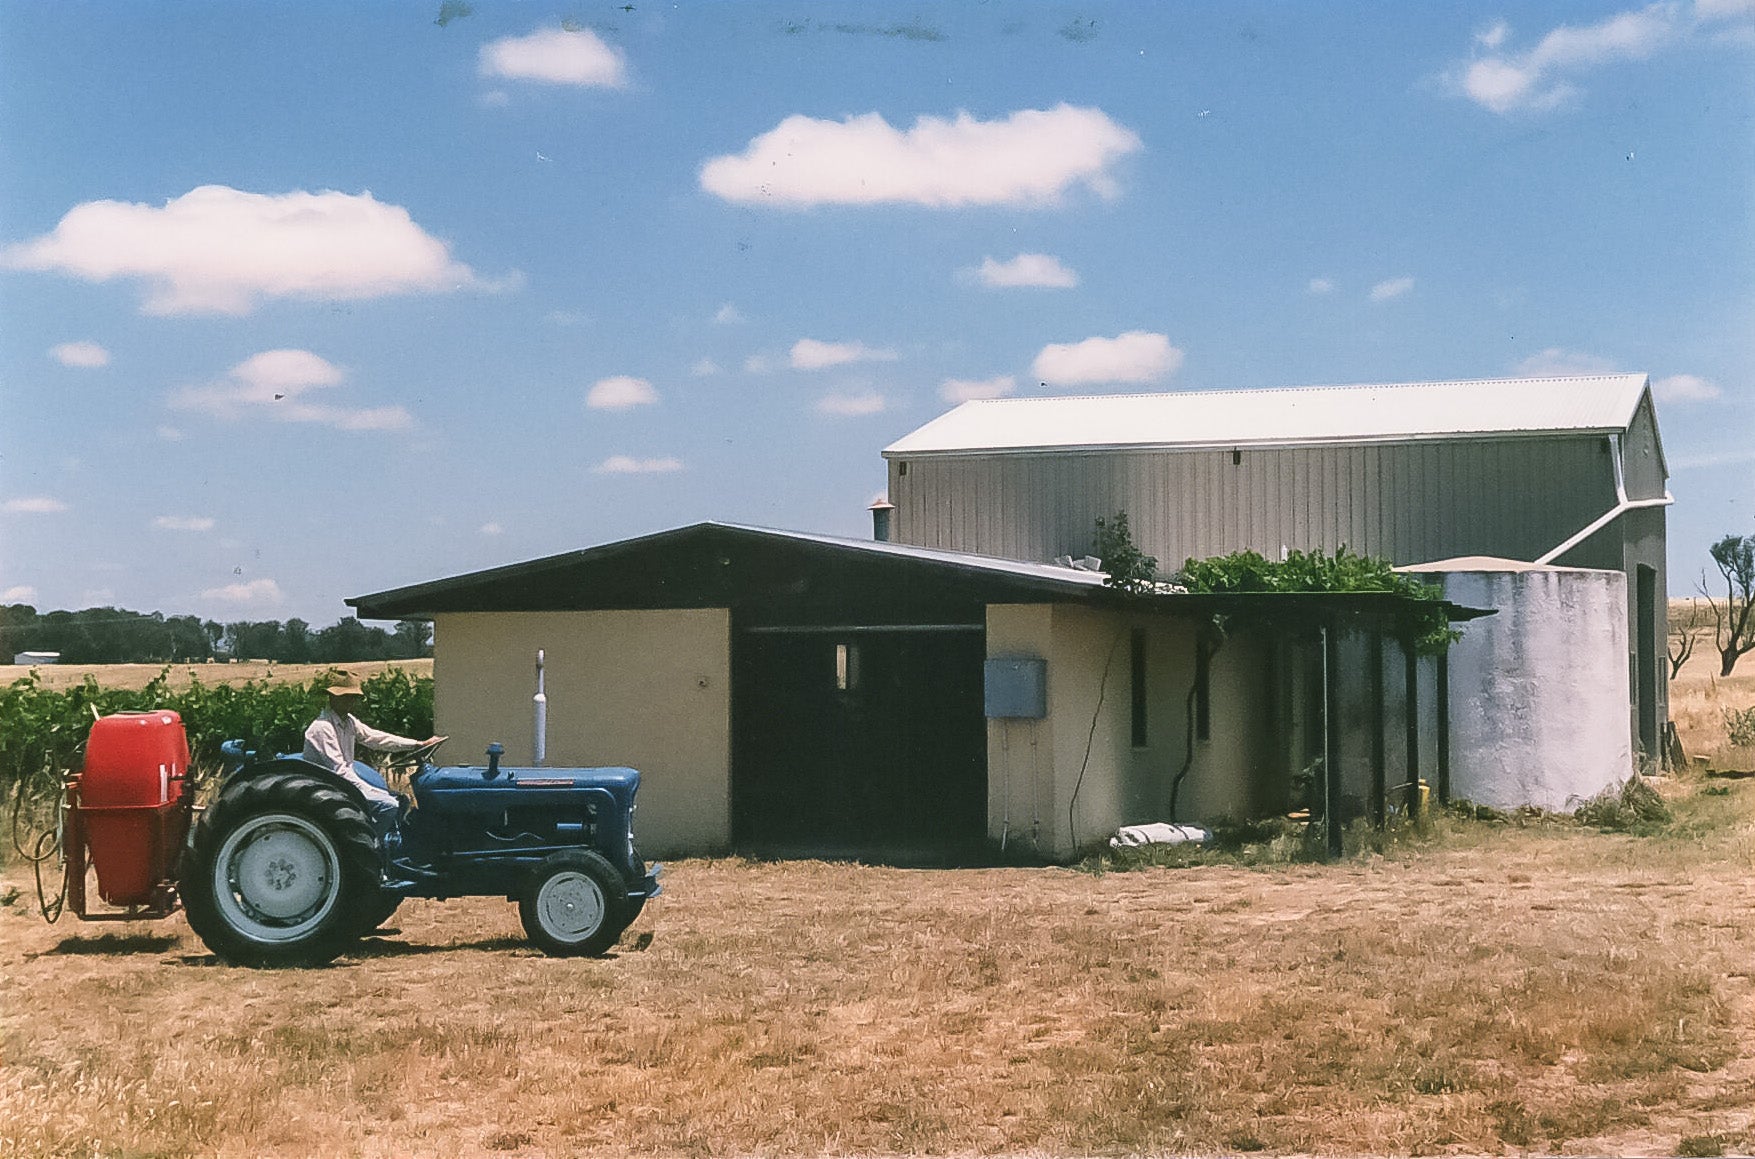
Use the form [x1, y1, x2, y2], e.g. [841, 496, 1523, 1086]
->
[984, 656, 1047, 719]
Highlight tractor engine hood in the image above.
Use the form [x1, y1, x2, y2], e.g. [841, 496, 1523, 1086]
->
[414, 764, 640, 814]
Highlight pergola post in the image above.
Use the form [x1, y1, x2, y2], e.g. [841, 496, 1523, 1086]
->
[1371, 627, 1387, 829]
[1404, 634, 1422, 821]
[1323, 624, 1343, 859]
[1436, 650, 1451, 807]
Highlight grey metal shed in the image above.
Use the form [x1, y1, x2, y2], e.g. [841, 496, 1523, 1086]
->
[882, 374, 1671, 760]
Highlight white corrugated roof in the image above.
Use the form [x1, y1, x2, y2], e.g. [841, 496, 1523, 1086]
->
[884, 374, 1651, 456]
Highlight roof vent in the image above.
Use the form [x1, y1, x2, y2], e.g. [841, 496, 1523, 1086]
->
[868, 499, 896, 542]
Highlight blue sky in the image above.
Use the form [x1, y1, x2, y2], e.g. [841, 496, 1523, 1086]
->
[2, 1, 1751, 624]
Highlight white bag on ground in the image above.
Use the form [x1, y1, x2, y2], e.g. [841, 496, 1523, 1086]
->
[1110, 822, 1211, 849]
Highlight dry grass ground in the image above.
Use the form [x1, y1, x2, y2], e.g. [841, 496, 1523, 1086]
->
[1670, 599, 1755, 772]
[0, 659, 433, 693]
[4, 779, 1754, 1158]
[4, 642, 1753, 1157]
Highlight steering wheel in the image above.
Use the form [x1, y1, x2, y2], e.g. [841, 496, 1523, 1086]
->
[382, 736, 449, 779]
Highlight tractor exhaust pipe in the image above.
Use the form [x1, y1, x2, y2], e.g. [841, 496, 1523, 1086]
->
[533, 649, 547, 767]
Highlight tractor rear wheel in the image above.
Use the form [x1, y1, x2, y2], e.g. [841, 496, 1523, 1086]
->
[180, 772, 380, 967]
[353, 889, 403, 937]
[518, 850, 630, 957]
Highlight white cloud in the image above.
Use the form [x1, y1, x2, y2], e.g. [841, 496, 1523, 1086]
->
[232, 349, 346, 397]
[1033, 331, 1183, 387]
[50, 341, 109, 368]
[480, 522, 504, 535]
[713, 303, 744, 325]
[169, 349, 413, 432]
[1654, 373, 1722, 401]
[700, 104, 1142, 208]
[817, 392, 887, 417]
[478, 28, 627, 88]
[1458, 4, 1681, 114]
[1477, 20, 1511, 49]
[1369, 276, 1415, 302]
[1307, 277, 1334, 294]
[586, 375, 658, 410]
[153, 516, 215, 532]
[1, 586, 37, 602]
[743, 354, 778, 374]
[965, 253, 1079, 289]
[1514, 347, 1621, 376]
[156, 425, 185, 441]
[201, 578, 284, 607]
[790, 338, 898, 370]
[3, 497, 68, 515]
[941, 375, 1017, 402]
[690, 358, 723, 377]
[2, 185, 482, 315]
[595, 455, 684, 475]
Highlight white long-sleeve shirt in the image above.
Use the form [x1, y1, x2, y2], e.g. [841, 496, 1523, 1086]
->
[303, 707, 423, 801]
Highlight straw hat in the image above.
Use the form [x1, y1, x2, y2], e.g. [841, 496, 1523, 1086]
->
[324, 671, 367, 698]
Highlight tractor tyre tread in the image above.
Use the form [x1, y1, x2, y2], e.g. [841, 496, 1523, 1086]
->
[181, 771, 381, 967]
[519, 849, 631, 958]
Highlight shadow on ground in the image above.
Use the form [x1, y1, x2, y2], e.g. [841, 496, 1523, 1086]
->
[46, 932, 181, 956]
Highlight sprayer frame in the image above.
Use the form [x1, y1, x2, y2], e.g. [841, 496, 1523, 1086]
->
[60, 773, 189, 922]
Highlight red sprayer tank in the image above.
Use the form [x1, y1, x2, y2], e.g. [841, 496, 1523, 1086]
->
[77, 712, 192, 907]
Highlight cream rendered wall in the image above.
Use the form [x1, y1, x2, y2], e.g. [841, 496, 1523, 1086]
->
[431, 609, 732, 856]
[985, 604, 1059, 858]
[986, 603, 1271, 861]
[987, 603, 1133, 859]
[1048, 604, 1134, 856]
[1187, 636, 1276, 820]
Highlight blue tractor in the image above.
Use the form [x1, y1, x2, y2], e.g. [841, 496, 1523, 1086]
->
[177, 738, 662, 967]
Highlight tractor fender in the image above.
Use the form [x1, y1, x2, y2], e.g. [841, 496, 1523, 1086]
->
[210, 757, 382, 827]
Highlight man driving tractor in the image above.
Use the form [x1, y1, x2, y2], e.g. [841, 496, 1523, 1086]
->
[302, 670, 443, 829]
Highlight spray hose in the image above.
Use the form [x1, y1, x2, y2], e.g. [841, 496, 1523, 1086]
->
[8, 775, 67, 923]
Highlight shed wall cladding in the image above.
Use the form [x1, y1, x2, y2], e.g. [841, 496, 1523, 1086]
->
[1622, 396, 1666, 501]
[890, 435, 1617, 568]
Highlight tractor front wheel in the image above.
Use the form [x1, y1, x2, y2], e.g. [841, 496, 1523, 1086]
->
[180, 772, 380, 967]
[518, 850, 629, 957]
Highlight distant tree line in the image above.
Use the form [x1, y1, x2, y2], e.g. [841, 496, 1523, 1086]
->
[0, 605, 431, 665]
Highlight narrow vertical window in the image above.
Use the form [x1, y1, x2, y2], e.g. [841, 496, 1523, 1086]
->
[1195, 640, 1211, 742]
[1130, 628, 1147, 747]
[835, 642, 860, 691]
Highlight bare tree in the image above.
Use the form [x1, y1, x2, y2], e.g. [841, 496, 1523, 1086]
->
[1702, 534, 1755, 676]
[1668, 597, 1705, 680]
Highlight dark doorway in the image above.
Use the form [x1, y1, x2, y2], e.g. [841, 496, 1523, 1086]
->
[732, 626, 988, 861]
[1636, 564, 1658, 759]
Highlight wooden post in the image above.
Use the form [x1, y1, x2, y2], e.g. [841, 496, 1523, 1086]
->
[1371, 627, 1387, 829]
[1323, 625, 1343, 859]
[1404, 637, 1421, 821]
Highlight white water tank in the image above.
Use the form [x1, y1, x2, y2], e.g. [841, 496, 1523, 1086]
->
[1402, 558, 1633, 811]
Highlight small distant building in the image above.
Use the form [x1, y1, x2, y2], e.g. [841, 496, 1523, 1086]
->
[13, 651, 60, 666]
